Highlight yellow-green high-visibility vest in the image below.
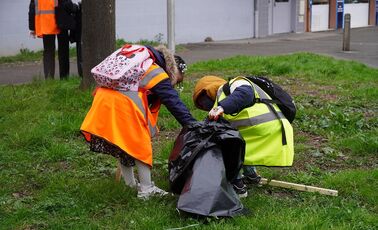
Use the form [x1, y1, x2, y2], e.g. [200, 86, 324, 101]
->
[215, 77, 294, 166]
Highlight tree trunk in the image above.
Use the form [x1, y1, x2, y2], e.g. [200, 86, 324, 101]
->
[80, 0, 115, 90]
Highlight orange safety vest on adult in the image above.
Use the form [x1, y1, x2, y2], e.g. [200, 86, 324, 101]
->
[34, 0, 60, 37]
[80, 64, 172, 167]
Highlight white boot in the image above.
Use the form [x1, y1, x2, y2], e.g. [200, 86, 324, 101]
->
[135, 160, 168, 199]
[137, 182, 168, 200]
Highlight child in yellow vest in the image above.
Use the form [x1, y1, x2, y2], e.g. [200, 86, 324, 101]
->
[193, 76, 294, 198]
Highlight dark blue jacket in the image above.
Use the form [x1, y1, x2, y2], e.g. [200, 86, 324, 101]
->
[150, 79, 196, 126]
[218, 85, 254, 115]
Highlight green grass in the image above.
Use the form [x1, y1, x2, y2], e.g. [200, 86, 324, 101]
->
[0, 53, 377, 229]
[0, 39, 184, 64]
[0, 48, 44, 64]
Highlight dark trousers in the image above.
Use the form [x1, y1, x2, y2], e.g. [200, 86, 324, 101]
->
[76, 40, 83, 77]
[42, 31, 70, 79]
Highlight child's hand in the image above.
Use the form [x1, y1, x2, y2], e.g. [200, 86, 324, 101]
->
[208, 106, 224, 120]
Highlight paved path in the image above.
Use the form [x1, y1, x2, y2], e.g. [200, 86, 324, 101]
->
[1, 26, 377, 85]
[179, 26, 378, 68]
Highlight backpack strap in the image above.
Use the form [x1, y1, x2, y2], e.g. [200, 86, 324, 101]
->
[245, 78, 288, 145]
[224, 78, 287, 146]
[257, 98, 277, 103]
[222, 81, 231, 96]
[145, 45, 166, 71]
[257, 99, 287, 145]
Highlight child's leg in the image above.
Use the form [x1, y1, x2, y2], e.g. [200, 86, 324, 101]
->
[135, 160, 168, 199]
[236, 171, 243, 180]
[243, 165, 258, 176]
[231, 170, 248, 198]
[119, 161, 137, 188]
[242, 165, 261, 184]
[135, 160, 152, 188]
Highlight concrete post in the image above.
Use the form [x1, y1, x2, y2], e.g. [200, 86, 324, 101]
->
[343, 13, 351, 51]
[167, 0, 175, 53]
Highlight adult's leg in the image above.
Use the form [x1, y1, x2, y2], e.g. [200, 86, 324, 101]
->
[57, 30, 70, 79]
[42, 35, 56, 79]
[76, 40, 83, 77]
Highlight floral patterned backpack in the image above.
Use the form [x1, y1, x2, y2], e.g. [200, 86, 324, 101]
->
[91, 44, 154, 91]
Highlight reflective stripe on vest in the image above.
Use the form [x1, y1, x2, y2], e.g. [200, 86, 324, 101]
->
[35, 0, 58, 15]
[139, 67, 165, 88]
[118, 90, 157, 137]
[216, 77, 281, 128]
[217, 77, 294, 166]
[34, 0, 60, 37]
[230, 111, 285, 129]
[117, 66, 166, 137]
[217, 80, 270, 102]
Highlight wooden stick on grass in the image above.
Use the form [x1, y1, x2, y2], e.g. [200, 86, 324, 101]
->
[115, 164, 121, 182]
[259, 178, 338, 196]
[115, 167, 339, 197]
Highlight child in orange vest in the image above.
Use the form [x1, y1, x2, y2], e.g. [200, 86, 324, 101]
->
[81, 45, 196, 199]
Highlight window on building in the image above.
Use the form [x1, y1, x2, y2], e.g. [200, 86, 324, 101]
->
[313, 0, 329, 5]
[344, 0, 369, 3]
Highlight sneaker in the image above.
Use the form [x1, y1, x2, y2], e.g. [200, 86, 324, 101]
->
[242, 173, 262, 185]
[137, 183, 168, 200]
[232, 179, 248, 198]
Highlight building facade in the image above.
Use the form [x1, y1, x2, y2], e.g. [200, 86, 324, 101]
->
[117, 0, 307, 43]
[0, 0, 377, 56]
[308, 0, 377, 32]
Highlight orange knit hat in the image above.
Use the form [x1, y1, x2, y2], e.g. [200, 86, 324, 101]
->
[193, 76, 226, 109]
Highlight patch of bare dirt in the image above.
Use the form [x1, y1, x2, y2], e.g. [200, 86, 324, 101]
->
[58, 161, 70, 171]
[152, 129, 181, 150]
[283, 77, 339, 102]
[259, 187, 300, 199]
[12, 190, 31, 199]
[292, 131, 377, 173]
[297, 130, 328, 148]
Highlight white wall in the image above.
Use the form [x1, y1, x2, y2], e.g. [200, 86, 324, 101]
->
[0, 0, 42, 56]
[0, 0, 81, 56]
[311, 4, 329, 31]
[116, 0, 254, 44]
[175, 0, 254, 43]
[1, 0, 254, 56]
[115, 0, 167, 42]
[344, 3, 369, 28]
[272, 0, 292, 34]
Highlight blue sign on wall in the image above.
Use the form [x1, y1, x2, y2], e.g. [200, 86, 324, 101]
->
[336, 0, 344, 29]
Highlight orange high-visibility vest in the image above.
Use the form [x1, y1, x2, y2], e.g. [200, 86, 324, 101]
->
[80, 64, 169, 166]
[34, 0, 60, 37]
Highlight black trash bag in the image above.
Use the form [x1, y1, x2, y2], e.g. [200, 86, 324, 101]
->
[177, 147, 246, 217]
[168, 118, 247, 217]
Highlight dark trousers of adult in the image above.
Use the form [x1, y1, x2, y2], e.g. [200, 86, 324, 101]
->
[76, 40, 83, 77]
[42, 30, 70, 79]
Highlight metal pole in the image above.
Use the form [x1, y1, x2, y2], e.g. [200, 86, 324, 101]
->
[343, 13, 351, 51]
[167, 0, 175, 53]
[254, 0, 259, 38]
